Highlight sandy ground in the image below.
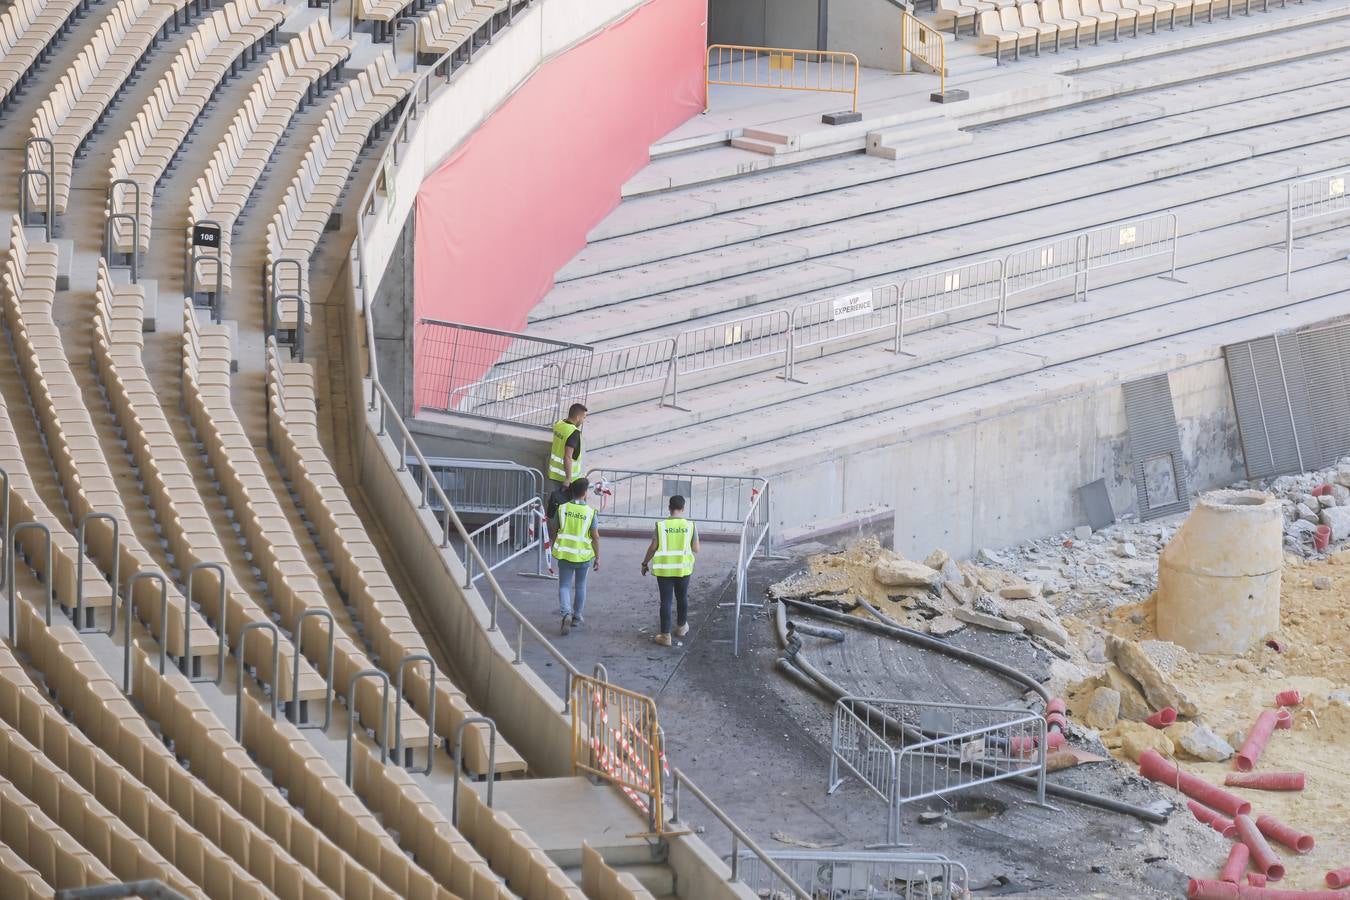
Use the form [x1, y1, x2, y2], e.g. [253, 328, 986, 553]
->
[1087, 556, 1350, 890]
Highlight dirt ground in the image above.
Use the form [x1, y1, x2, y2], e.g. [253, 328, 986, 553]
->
[1087, 556, 1350, 891]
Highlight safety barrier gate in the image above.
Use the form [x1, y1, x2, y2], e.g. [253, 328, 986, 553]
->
[572, 671, 668, 835]
[586, 468, 772, 656]
[829, 697, 1047, 845]
[705, 44, 861, 112]
[1287, 169, 1349, 289]
[734, 850, 970, 900]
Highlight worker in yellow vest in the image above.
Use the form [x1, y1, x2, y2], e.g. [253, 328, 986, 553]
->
[640, 495, 699, 647]
[553, 477, 599, 636]
[547, 403, 588, 492]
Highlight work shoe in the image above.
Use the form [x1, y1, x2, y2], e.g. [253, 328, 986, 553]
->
[673, 623, 689, 637]
[560, 614, 572, 636]
[571, 616, 585, 628]
[653, 633, 672, 647]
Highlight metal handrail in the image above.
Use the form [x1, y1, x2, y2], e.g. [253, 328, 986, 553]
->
[371, 381, 582, 712]
[901, 9, 946, 97]
[669, 767, 810, 899]
[705, 44, 861, 113]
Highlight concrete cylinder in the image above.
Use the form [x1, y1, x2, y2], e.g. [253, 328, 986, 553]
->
[1156, 490, 1282, 655]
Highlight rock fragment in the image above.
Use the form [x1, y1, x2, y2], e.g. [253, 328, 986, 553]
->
[874, 558, 942, 589]
[1085, 687, 1121, 730]
[1106, 635, 1199, 717]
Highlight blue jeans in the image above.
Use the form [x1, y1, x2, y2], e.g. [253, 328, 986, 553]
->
[558, 559, 591, 618]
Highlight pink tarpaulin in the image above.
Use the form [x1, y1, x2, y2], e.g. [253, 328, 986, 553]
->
[413, 0, 706, 412]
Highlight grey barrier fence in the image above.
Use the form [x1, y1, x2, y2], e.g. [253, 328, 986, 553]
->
[733, 850, 970, 900]
[829, 697, 1047, 846]
[405, 456, 543, 519]
[463, 496, 551, 586]
[894, 258, 1005, 355]
[786, 284, 900, 381]
[661, 309, 792, 409]
[586, 336, 676, 397]
[1287, 169, 1349, 289]
[586, 468, 771, 656]
[416, 318, 593, 427]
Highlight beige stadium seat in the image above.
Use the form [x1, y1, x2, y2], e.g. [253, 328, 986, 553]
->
[1062, 0, 1115, 41]
[1076, 0, 1124, 39]
[1037, 0, 1092, 47]
[936, 0, 993, 35]
[1017, 3, 1060, 53]
[1098, 0, 1141, 34]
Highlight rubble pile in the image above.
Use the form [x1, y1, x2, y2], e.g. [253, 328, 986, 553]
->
[1236, 455, 1350, 555]
[768, 537, 1071, 651]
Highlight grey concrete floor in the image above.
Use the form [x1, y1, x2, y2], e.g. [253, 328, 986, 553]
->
[496, 531, 1223, 897]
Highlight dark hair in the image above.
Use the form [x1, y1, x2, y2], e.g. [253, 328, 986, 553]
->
[668, 495, 686, 512]
[568, 403, 588, 419]
[569, 478, 589, 500]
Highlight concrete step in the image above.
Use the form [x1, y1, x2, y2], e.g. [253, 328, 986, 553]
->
[534, 116, 1350, 343]
[554, 72, 1350, 290]
[589, 229, 1350, 479]
[865, 126, 973, 160]
[593, 46, 1350, 244]
[563, 861, 676, 896]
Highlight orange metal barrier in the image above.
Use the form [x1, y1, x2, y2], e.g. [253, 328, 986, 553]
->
[572, 674, 669, 835]
[901, 11, 946, 97]
[705, 44, 860, 112]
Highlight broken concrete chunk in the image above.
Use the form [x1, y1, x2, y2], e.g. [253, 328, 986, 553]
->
[923, 549, 950, 571]
[1106, 635, 1199, 717]
[971, 593, 1004, 616]
[1074, 525, 1092, 541]
[927, 615, 966, 637]
[1117, 542, 1138, 559]
[942, 582, 972, 607]
[977, 548, 1009, 566]
[1085, 687, 1121, 730]
[1320, 506, 1350, 541]
[951, 606, 1024, 633]
[1005, 610, 1070, 648]
[1165, 722, 1233, 763]
[940, 558, 963, 585]
[1313, 576, 1332, 590]
[999, 583, 1040, 600]
[874, 558, 941, 589]
[1115, 720, 1175, 762]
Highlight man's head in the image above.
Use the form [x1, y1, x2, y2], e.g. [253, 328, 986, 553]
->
[668, 495, 686, 515]
[569, 478, 590, 501]
[567, 403, 588, 426]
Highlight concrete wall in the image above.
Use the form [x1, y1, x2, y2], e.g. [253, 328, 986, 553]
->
[709, 0, 819, 48]
[408, 409, 551, 466]
[763, 353, 1245, 561]
[371, 213, 415, 415]
[826, 0, 903, 71]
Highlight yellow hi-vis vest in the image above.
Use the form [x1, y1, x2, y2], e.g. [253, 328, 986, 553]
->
[652, 518, 695, 577]
[554, 502, 596, 563]
[548, 420, 582, 483]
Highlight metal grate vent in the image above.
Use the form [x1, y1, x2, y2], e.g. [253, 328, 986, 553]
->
[1121, 373, 1191, 521]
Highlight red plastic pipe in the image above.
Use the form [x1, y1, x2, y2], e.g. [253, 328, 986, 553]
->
[1314, 525, 1331, 552]
[1145, 706, 1178, 728]
[1236, 814, 1286, 881]
[1139, 750, 1252, 817]
[1236, 710, 1279, 772]
[1046, 697, 1066, 716]
[1327, 869, 1350, 889]
[1046, 712, 1068, 729]
[1275, 709, 1293, 730]
[1237, 886, 1345, 899]
[1190, 880, 1240, 900]
[1248, 874, 1266, 888]
[1045, 730, 1065, 751]
[1221, 843, 1251, 884]
[1188, 800, 1238, 838]
[1275, 690, 1302, 707]
[1224, 772, 1305, 791]
[1256, 815, 1315, 854]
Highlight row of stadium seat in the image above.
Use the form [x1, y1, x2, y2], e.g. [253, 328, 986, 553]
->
[0, 0, 85, 111]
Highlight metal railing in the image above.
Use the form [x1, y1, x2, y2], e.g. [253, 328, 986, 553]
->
[587, 336, 675, 398]
[370, 380, 582, 707]
[1286, 169, 1349, 289]
[463, 496, 551, 585]
[902, 10, 946, 98]
[669, 768, 811, 899]
[415, 318, 593, 426]
[734, 850, 970, 900]
[405, 456, 544, 519]
[829, 697, 1047, 845]
[586, 468, 771, 655]
[572, 672, 667, 834]
[663, 309, 792, 409]
[705, 44, 861, 113]
[786, 284, 899, 381]
[894, 258, 1005, 355]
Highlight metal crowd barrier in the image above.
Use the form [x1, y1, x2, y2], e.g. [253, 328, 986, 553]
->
[662, 309, 791, 410]
[586, 468, 771, 655]
[463, 496, 551, 586]
[415, 318, 593, 426]
[894, 258, 1005, 355]
[705, 44, 861, 113]
[733, 850, 970, 900]
[1286, 169, 1349, 289]
[405, 456, 543, 519]
[829, 697, 1047, 845]
[572, 671, 667, 834]
[901, 10, 947, 98]
[786, 284, 899, 381]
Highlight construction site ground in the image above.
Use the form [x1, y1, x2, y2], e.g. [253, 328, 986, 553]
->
[498, 533, 1216, 897]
